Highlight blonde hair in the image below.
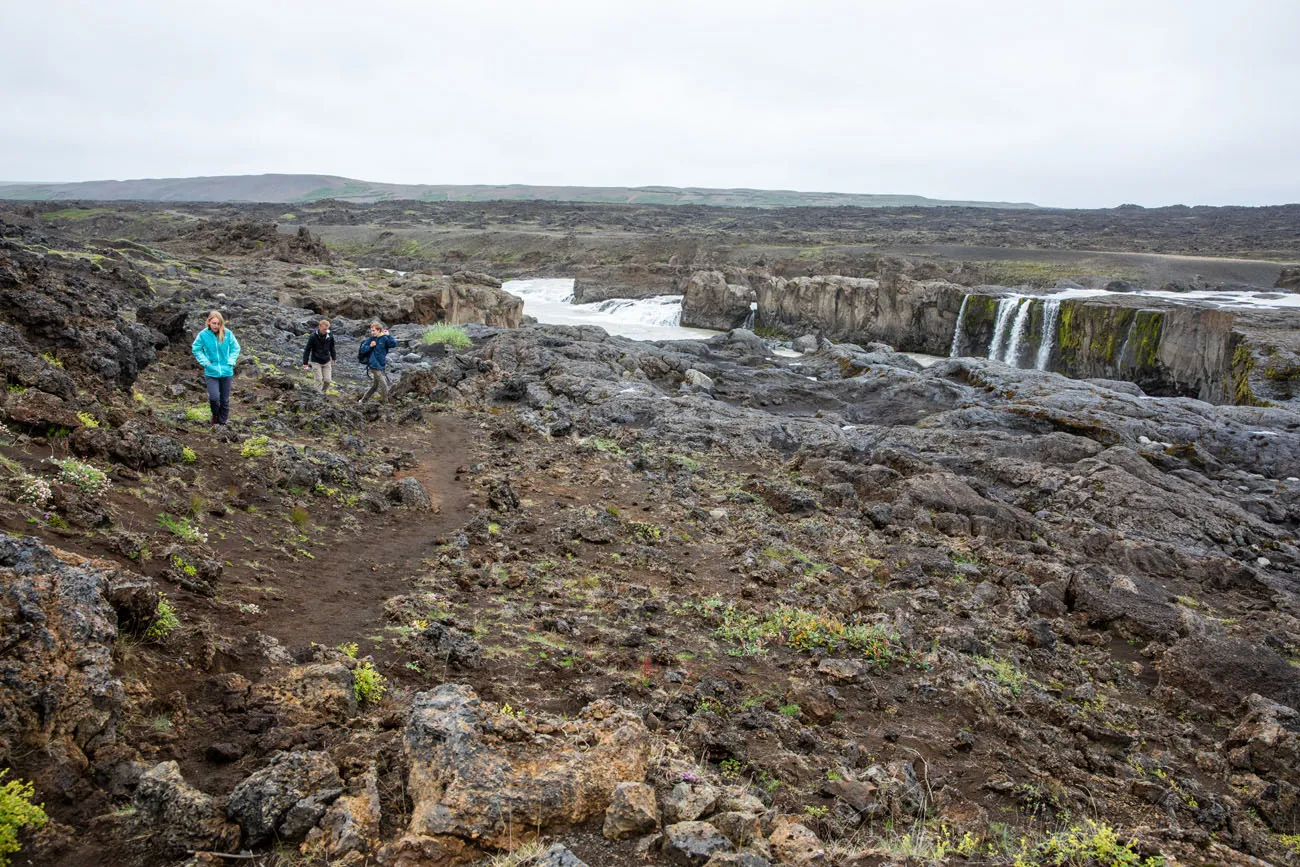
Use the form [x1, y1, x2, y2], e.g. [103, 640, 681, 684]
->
[205, 310, 227, 342]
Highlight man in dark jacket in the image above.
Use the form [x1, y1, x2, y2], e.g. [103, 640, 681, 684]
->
[301, 319, 337, 394]
[358, 321, 399, 403]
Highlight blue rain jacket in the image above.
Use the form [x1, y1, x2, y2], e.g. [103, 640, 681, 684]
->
[192, 328, 241, 378]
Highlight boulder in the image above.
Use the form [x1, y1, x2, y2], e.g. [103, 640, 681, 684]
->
[767, 819, 827, 865]
[603, 781, 660, 840]
[664, 782, 721, 824]
[248, 661, 358, 724]
[70, 422, 184, 469]
[1225, 694, 1300, 782]
[663, 821, 735, 866]
[226, 750, 344, 844]
[304, 764, 382, 860]
[130, 761, 241, 858]
[1158, 636, 1300, 713]
[536, 843, 591, 866]
[387, 476, 432, 510]
[398, 684, 649, 850]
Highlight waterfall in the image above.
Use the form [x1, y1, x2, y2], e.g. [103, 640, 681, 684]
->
[986, 296, 1022, 361]
[949, 295, 970, 357]
[1035, 300, 1061, 370]
[1116, 318, 1137, 368]
[743, 301, 757, 331]
[1002, 298, 1034, 366]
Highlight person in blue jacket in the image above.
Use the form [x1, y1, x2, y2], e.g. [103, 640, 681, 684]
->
[358, 321, 398, 404]
[191, 310, 241, 426]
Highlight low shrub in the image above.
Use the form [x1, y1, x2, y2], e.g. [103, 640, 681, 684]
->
[240, 436, 270, 458]
[48, 457, 110, 495]
[353, 661, 387, 706]
[144, 595, 180, 642]
[0, 770, 48, 867]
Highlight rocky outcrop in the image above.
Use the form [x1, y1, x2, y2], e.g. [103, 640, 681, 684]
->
[285, 272, 522, 328]
[680, 271, 755, 331]
[0, 534, 129, 768]
[176, 219, 332, 264]
[391, 684, 649, 855]
[0, 225, 158, 394]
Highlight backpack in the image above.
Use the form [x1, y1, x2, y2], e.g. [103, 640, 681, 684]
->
[357, 338, 371, 364]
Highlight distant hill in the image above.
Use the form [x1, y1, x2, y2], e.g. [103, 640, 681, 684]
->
[0, 173, 1039, 209]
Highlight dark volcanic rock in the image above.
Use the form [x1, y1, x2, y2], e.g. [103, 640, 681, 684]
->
[0, 533, 127, 765]
[1159, 636, 1300, 713]
[226, 750, 343, 844]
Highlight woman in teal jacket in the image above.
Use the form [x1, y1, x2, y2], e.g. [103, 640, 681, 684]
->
[191, 310, 241, 426]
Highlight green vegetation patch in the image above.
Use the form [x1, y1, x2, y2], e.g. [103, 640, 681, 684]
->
[37, 207, 113, 222]
[698, 597, 898, 661]
[421, 324, 472, 350]
[0, 770, 49, 867]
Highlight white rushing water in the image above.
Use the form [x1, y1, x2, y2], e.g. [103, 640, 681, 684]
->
[1001, 298, 1034, 365]
[1035, 300, 1061, 371]
[986, 296, 1022, 361]
[502, 278, 719, 341]
[949, 295, 970, 357]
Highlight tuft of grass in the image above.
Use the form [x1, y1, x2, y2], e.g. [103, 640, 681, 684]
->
[420, 324, 472, 350]
[157, 512, 207, 543]
[184, 406, 211, 423]
[180, 446, 197, 464]
[978, 655, 1028, 697]
[289, 506, 310, 528]
[75, 411, 99, 429]
[705, 600, 899, 661]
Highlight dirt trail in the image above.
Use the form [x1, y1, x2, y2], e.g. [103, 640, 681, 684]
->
[247, 417, 475, 655]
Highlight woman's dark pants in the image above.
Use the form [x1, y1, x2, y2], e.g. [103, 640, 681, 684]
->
[205, 376, 232, 424]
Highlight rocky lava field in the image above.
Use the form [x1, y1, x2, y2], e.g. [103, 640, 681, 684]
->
[1, 202, 1299, 867]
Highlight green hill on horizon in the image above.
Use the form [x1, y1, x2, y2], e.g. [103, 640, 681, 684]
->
[0, 173, 1040, 209]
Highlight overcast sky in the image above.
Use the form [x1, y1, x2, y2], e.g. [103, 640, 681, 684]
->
[3, 0, 1298, 208]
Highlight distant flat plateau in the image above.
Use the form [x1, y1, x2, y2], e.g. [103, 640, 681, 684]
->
[0, 173, 1039, 209]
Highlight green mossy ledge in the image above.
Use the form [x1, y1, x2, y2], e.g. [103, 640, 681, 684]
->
[953, 295, 1253, 404]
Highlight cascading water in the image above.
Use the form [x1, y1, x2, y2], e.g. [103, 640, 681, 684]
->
[1001, 298, 1034, 365]
[501, 278, 718, 341]
[743, 301, 757, 331]
[593, 296, 683, 327]
[986, 296, 1023, 361]
[949, 295, 970, 357]
[1035, 300, 1061, 370]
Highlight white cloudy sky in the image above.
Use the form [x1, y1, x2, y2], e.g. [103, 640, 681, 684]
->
[3, 0, 1298, 207]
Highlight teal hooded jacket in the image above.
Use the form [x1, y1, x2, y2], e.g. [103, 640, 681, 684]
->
[191, 327, 241, 378]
